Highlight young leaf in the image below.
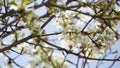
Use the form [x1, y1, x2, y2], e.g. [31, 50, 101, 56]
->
[32, 30, 39, 35]
[41, 30, 46, 35]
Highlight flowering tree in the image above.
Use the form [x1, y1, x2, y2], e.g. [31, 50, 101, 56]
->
[0, 0, 120, 68]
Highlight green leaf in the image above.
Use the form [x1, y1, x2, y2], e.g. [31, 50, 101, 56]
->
[30, 17, 35, 23]
[32, 30, 39, 35]
[0, 18, 2, 21]
[23, 18, 28, 23]
[69, 22, 74, 25]
[42, 37, 48, 41]
[48, 7, 53, 14]
[22, 0, 29, 5]
[51, 0, 57, 4]
[41, 30, 46, 35]
[26, 11, 32, 17]
[9, 1, 17, 6]
[112, 50, 118, 54]
[50, 61, 55, 68]
[117, 11, 120, 15]
[26, 25, 31, 29]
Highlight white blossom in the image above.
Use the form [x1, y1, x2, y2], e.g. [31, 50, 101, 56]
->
[52, 53, 69, 68]
[54, 10, 118, 57]
[17, 42, 29, 52]
[10, 5, 18, 10]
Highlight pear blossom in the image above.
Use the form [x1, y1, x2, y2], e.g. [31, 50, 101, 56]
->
[51, 53, 69, 68]
[54, 10, 118, 57]
[17, 42, 29, 52]
[10, 5, 18, 10]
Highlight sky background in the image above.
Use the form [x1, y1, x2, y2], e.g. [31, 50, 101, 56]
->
[0, 0, 120, 68]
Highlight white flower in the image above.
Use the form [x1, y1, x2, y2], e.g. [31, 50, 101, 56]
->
[58, 25, 82, 48]
[54, 8, 118, 57]
[85, 22, 101, 33]
[19, 21, 27, 26]
[10, 5, 18, 10]
[25, 58, 36, 68]
[52, 53, 69, 68]
[63, 10, 77, 18]
[4, 58, 12, 68]
[17, 42, 29, 52]
[54, 10, 78, 29]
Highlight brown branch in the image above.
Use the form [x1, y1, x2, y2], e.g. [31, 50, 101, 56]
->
[41, 32, 62, 36]
[39, 37, 120, 62]
[41, 15, 55, 29]
[0, 34, 34, 53]
[1, 26, 25, 38]
[82, 50, 92, 68]
[0, 9, 16, 19]
[3, 0, 8, 14]
[3, 52, 24, 68]
[0, 17, 21, 32]
[76, 57, 80, 68]
[81, 9, 102, 32]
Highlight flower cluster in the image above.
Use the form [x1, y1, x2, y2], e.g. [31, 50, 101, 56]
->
[54, 10, 118, 57]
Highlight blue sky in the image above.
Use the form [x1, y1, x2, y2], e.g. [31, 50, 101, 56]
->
[0, 0, 120, 68]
